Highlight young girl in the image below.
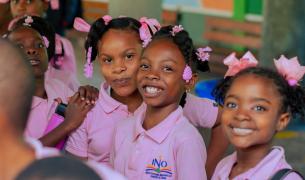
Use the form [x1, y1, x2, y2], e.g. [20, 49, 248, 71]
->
[111, 25, 207, 179]
[211, 54, 305, 179]
[66, 16, 227, 177]
[5, 15, 94, 148]
[8, 0, 79, 91]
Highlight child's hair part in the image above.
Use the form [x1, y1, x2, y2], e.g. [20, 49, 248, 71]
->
[85, 17, 142, 63]
[150, 25, 209, 74]
[212, 67, 305, 118]
[6, 15, 56, 61]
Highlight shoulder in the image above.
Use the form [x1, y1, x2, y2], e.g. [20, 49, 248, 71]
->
[45, 78, 74, 102]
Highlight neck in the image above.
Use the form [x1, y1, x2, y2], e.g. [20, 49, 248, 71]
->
[143, 103, 179, 130]
[34, 76, 47, 99]
[0, 127, 35, 180]
[231, 143, 272, 178]
[111, 89, 143, 113]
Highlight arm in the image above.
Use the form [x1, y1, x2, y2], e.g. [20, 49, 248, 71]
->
[39, 92, 93, 147]
[206, 107, 229, 179]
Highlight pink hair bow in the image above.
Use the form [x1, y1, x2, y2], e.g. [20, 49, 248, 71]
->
[224, 51, 258, 77]
[274, 55, 305, 86]
[170, 25, 184, 36]
[73, 17, 91, 32]
[139, 17, 161, 47]
[196, 46, 212, 61]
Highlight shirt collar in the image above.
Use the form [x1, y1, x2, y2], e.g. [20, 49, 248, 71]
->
[133, 106, 183, 144]
[217, 146, 286, 179]
[98, 82, 127, 114]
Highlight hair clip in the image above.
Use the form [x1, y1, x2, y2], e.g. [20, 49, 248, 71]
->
[223, 51, 258, 77]
[84, 47, 93, 78]
[196, 46, 212, 62]
[274, 55, 305, 86]
[170, 25, 183, 36]
[23, 16, 33, 26]
[102, 15, 112, 25]
[183, 65, 192, 83]
[42, 36, 49, 48]
[139, 17, 161, 47]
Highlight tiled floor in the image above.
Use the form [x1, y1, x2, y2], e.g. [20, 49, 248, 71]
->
[66, 29, 305, 175]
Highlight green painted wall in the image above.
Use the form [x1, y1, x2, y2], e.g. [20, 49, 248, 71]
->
[246, 0, 263, 15]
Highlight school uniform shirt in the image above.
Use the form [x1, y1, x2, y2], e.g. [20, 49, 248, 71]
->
[112, 106, 207, 180]
[24, 78, 74, 139]
[211, 146, 303, 180]
[46, 65, 79, 92]
[65, 82, 146, 166]
[184, 93, 218, 128]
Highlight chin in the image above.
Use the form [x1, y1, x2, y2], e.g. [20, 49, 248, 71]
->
[113, 87, 137, 97]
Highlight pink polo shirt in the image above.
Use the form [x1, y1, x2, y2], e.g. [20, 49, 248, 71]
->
[184, 93, 218, 128]
[211, 146, 302, 180]
[24, 78, 74, 139]
[46, 65, 79, 92]
[112, 106, 207, 180]
[65, 82, 145, 166]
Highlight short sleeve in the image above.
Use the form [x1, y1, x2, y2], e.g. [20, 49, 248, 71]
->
[183, 93, 218, 128]
[65, 115, 90, 158]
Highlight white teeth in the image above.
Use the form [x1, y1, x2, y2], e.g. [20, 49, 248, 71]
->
[30, 60, 39, 65]
[233, 128, 253, 136]
[145, 86, 160, 94]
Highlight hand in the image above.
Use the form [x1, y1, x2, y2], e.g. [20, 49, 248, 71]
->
[63, 92, 94, 131]
[77, 85, 99, 105]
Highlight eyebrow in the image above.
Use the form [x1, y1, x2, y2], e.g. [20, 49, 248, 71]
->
[226, 94, 272, 104]
[141, 56, 177, 64]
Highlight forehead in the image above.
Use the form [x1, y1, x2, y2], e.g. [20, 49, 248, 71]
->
[227, 74, 281, 101]
[98, 29, 141, 50]
[8, 26, 42, 40]
[143, 38, 185, 62]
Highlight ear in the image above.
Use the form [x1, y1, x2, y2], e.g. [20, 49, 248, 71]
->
[185, 73, 198, 91]
[276, 112, 290, 131]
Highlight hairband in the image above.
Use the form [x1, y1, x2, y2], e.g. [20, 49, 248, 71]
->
[223, 51, 258, 77]
[139, 17, 161, 47]
[170, 25, 184, 36]
[73, 15, 113, 78]
[274, 55, 305, 86]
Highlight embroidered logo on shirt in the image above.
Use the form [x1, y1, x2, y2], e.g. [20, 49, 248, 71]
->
[145, 156, 172, 179]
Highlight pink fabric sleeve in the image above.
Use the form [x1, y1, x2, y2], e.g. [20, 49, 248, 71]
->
[65, 116, 90, 158]
[176, 137, 207, 180]
[283, 172, 304, 180]
[183, 93, 218, 128]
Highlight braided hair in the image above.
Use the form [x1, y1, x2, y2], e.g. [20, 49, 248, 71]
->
[6, 15, 56, 61]
[148, 25, 210, 107]
[85, 17, 142, 63]
[212, 67, 305, 118]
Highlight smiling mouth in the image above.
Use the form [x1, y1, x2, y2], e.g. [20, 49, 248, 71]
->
[142, 85, 163, 97]
[231, 127, 254, 136]
[29, 59, 40, 66]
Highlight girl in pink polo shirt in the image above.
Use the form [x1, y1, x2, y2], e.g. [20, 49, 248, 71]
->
[66, 16, 227, 176]
[211, 55, 305, 179]
[112, 25, 207, 179]
[5, 15, 95, 148]
[8, 0, 79, 91]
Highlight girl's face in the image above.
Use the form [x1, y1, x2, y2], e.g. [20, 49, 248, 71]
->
[137, 38, 187, 109]
[10, 0, 48, 17]
[8, 27, 49, 78]
[97, 29, 142, 97]
[221, 74, 290, 150]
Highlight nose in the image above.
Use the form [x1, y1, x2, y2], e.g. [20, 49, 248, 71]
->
[26, 48, 37, 56]
[145, 69, 160, 81]
[113, 60, 126, 74]
[234, 108, 250, 121]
